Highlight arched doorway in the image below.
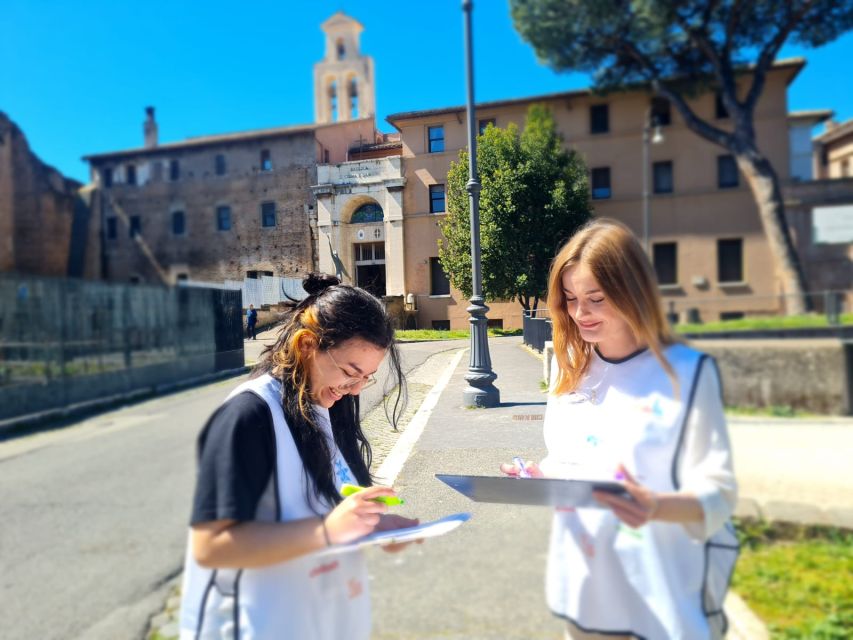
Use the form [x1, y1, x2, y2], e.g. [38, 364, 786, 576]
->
[350, 202, 385, 297]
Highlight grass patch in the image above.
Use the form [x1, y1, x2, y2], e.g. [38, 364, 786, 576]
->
[725, 404, 814, 419]
[676, 312, 853, 334]
[732, 518, 853, 639]
[395, 328, 522, 342]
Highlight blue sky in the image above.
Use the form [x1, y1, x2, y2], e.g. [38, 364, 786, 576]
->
[4, 1, 853, 183]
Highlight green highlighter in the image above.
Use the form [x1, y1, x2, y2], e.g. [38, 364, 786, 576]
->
[341, 483, 405, 506]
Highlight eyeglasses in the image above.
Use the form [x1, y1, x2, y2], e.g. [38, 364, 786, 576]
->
[324, 350, 377, 391]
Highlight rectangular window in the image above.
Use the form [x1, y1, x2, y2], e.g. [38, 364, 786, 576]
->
[102, 167, 113, 188]
[172, 210, 186, 235]
[718, 155, 739, 188]
[717, 238, 743, 283]
[478, 118, 496, 135]
[432, 320, 451, 331]
[720, 311, 745, 321]
[590, 104, 609, 134]
[106, 217, 117, 239]
[169, 159, 180, 181]
[126, 164, 136, 185]
[217, 205, 232, 231]
[428, 126, 445, 153]
[261, 201, 276, 227]
[215, 154, 227, 176]
[430, 257, 450, 296]
[653, 161, 674, 194]
[715, 91, 729, 119]
[651, 97, 671, 126]
[591, 167, 611, 199]
[260, 149, 273, 172]
[323, 149, 330, 163]
[429, 184, 446, 213]
[129, 215, 141, 238]
[653, 242, 677, 285]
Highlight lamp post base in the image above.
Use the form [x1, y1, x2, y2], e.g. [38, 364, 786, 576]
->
[463, 296, 500, 408]
[463, 381, 500, 408]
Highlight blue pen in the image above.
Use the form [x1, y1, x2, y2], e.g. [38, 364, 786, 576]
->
[512, 456, 531, 478]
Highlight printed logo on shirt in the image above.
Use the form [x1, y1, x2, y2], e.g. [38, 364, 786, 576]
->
[335, 458, 353, 484]
[309, 560, 340, 578]
[635, 393, 680, 425]
[348, 578, 364, 599]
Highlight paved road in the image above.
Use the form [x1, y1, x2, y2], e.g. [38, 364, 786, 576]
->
[0, 337, 463, 640]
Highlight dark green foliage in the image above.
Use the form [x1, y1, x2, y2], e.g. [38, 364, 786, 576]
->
[510, 1, 853, 99]
[439, 105, 592, 311]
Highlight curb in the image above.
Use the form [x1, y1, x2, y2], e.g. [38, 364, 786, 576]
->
[0, 366, 250, 437]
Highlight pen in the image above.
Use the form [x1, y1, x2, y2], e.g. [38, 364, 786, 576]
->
[512, 456, 531, 478]
[340, 483, 405, 506]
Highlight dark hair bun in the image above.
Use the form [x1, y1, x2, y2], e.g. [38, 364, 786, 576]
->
[303, 272, 340, 296]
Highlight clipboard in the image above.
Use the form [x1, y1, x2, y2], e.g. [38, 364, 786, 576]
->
[435, 474, 630, 508]
[316, 512, 471, 557]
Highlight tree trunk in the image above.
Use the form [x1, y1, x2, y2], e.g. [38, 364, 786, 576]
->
[735, 147, 810, 315]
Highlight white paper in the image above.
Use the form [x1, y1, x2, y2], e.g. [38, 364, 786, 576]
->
[316, 512, 471, 557]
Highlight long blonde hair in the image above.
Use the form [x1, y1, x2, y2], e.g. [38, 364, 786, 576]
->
[548, 218, 678, 395]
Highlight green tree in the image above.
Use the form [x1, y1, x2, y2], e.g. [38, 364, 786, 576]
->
[510, 0, 853, 314]
[439, 105, 591, 312]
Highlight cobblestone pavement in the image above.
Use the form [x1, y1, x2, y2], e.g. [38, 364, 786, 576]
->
[145, 346, 464, 640]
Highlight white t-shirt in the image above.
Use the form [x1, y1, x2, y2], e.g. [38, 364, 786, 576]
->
[542, 345, 739, 639]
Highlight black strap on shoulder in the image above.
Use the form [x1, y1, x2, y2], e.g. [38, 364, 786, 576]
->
[671, 354, 709, 491]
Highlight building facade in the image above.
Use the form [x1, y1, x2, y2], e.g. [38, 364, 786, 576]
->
[311, 157, 406, 299]
[814, 118, 853, 179]
[84, 113, 376, 285]
[386, 59, 832, 328]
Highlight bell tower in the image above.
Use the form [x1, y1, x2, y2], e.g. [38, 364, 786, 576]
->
[314, 12, 375, 123]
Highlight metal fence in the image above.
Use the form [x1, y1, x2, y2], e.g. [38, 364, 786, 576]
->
[0, 274, 244, 423]
[521, 290, 851, 351]
[522, 308, 552, 352]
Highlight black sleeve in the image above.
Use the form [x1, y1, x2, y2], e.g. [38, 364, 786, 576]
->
[190, 391, 276, 525]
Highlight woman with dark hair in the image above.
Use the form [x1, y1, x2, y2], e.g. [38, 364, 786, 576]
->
[179, 273, 416, 640]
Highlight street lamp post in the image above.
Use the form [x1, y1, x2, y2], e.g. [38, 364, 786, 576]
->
[461, 0, 499, 408]
[642, 107, 664, 254]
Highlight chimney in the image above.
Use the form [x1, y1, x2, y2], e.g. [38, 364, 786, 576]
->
[144, 106, 158, 148]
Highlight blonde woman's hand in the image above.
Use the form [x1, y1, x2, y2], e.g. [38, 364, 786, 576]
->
[499, 460, 544, 478]
[593, 464, 659, 528]
[324, 485, 395, 545]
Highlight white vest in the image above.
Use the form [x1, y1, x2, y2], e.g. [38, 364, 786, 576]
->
[179, 374, 371, 640]
[543, 345, 738, 640]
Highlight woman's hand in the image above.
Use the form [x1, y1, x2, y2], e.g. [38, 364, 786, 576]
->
[593, 464, 659, 528]
[374, 513, 423, 553]
[324, 485, 396, 545]
[499, 460, 544, 478]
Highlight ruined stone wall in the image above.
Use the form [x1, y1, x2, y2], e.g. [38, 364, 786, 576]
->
[0, 116, 15, 272]
[783, 178, 853, 309]
[0, 112, 97, 278]
[96, 132, 320, 283]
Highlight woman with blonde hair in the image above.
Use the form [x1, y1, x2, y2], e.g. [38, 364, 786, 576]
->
[503, 219, 738, 640]
[180, 273, 418, 640]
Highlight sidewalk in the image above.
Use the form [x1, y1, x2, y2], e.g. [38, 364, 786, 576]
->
[368, 336, 853, 639]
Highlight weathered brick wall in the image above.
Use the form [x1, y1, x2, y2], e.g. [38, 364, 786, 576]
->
[97, 132, 320, 283]
[0, 112, 96, 278]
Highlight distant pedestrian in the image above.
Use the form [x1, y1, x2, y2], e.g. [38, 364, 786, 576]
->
[246, 304, 258, 340]
[180, 273, 419, 640]
[502, 219, 739, 640]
